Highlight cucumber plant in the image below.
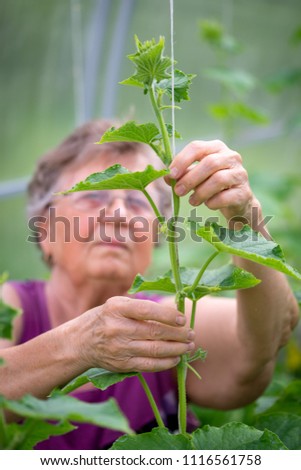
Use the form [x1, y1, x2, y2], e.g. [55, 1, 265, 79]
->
[58, 36, 301, 449]
[1, 36, 300, 450]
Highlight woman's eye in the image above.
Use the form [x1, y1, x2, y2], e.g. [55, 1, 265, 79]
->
[76, 193, 107, 207]
[128, 198, 150, 211]
[87, 193, 100, 200]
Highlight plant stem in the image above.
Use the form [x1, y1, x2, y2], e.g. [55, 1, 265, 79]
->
[168, 230, 183, 293]
[187, 362, 202, 381]
[137, 374, 165, 428]
[190, 299, 197, 330]
[190, 251, 219, 292]
[149, 84, 173, 165]
[149, 80, 188, 434]
[142, 189, 164, 222]
[177, 354, 187, 434]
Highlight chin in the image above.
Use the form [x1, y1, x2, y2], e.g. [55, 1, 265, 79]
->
[90, 262, 135, 287]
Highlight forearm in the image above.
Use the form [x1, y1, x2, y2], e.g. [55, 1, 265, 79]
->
[185, 274, 298, 409]
[234, 258, 299, 380]
[0, 318, 87, 401]
[232, 199, 299, 377]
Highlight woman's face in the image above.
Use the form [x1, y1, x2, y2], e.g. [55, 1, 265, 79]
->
[43, 150, 160, 291]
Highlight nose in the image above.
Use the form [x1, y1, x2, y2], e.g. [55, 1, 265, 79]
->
[106, 196, 129, 220]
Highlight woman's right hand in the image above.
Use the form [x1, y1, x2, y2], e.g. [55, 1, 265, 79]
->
[77, 296, 195, 373]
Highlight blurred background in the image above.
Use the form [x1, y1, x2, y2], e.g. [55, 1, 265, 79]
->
[0, 0, 300, 287]
[1, 0, 301, 429]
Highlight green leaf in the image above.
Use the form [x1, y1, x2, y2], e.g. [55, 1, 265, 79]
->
[157, 69, 196, 102]
[194, 223, 301, 281]
[0, 299, 21, 340]
[61, 368, 138, 394]
[192, 422, 287, 450]
[265, 68, 301, 92]
[255, 412, 301, 450]
[161, 124, 182, 139]
[6, 419, 76, 450]
[199, 20, 224, 45]
[98, 121, 160, 146]
[124, 35, 172, 86]
[0, 394, 132, 435]
[111, 427, 194, 450]
[291, 25, 301, 45]
[98, 122, 181, 162]
[119, 77, 144, 88]
[203, 67, 257, 94]
[257, 380, 301, 416]
[57, 164, 168, 194]
[183, 264, 261, 295]
[130, 272, 176, 295]
[199, 20, 241, 53]
[129, 264, 260, 299]
[209, 102, 268, 124]
[231, 103, 268, 123]
[0, 272, 9, 285]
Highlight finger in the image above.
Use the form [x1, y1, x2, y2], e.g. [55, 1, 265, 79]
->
[188, 168, 248, 206]
[205, 186, 252, 212]
[169, 140, 229, 180]
[129, 340, 195, 358]
[172, 152, 240, 196]
[114, 298, 187, 327]
[124, 318, 194, 342]
[128, 356, 181, 373]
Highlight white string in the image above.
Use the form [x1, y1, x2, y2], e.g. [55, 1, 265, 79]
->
[169, 0, 176, 158]
[70, 0, 85, 125]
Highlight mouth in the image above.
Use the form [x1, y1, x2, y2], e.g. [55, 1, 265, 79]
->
[94, 240, 130, 251]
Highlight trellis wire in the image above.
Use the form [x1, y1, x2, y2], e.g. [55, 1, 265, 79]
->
[169, 0, 176, 158]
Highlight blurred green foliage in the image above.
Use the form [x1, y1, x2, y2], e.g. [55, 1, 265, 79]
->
[0, 0, 300, 283]
[0, 0, 301, 449]
[199, 18, 268, 140]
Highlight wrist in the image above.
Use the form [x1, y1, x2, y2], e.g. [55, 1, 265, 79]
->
[55, 315, 92, 378]
[225, 196, 271, 240]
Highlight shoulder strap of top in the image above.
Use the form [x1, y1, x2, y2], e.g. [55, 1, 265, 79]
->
[7, 280, 51, 344]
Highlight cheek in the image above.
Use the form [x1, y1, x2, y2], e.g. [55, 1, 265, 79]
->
[129, 219, 155, 272]
[48, 210, 97, 262]
[48, 209, 96, 242]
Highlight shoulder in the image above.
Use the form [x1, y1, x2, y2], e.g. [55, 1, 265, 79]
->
[0, 280, 46, 346]
[0, 282, 23, 347]
[1, 282, 23, 309]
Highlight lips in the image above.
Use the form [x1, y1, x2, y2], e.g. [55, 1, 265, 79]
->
[95, 239, 130, 251]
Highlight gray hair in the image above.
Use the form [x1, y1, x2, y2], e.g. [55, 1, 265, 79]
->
[27, 119, 172, 262]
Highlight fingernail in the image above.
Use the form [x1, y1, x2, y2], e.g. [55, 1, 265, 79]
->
[175, 184, 186, 196]
[188, 329, 195, 341]
[187, 342, 195, 351]
[176, 315, 186, 325]
[170, 167, 179, 179]
[189, 195, 198, 206]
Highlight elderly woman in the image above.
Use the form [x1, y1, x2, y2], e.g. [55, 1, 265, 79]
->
[0, 120, 298, 449]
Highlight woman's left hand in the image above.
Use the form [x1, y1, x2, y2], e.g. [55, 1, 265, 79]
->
[166, 140, 262, 229]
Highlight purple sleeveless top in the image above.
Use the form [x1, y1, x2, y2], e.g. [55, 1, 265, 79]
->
[9, 280, 198, 450]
